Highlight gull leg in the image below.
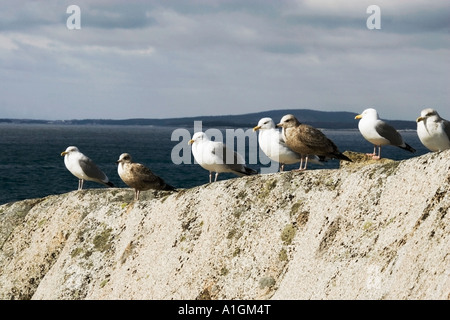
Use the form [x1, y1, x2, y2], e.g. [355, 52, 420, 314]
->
[297, 158, 303, 170]
[303, 155, 309, 170]
[209, 172, 212, 183]
[294, 156, 308, 171]
[366, 146, 377, 158]
[135, 190, 140, 201]
[78, 179, 84, 190]
[372, 146, 381, 160]
[279, 163, 284, 172]
[214, 172, 219, 182]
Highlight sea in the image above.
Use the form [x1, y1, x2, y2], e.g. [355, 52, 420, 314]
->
[0, 123, 429, 205]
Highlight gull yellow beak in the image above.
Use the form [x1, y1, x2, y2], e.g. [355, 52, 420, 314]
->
[61, 151, 68, 156]
[188, 139, 194, 145]
[355, 114, 362, 120]
[253, 125, 261, 132]
[416, 116, 425, 123]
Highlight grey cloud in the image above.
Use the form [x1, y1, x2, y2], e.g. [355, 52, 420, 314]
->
[0, 1, 448, 121]
[382, 9, 450, 34]
[81, 4, 156, 30]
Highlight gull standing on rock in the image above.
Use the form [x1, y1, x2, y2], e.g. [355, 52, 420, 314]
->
[61, 146, 115, 190]
[355, 108, 416, 159]
[416, 108, 450, 152]
[253, 117, 323, 171]
[116, 153, 175, 200]
[276, 114, 351, 170]
[189, 132, 257, 183]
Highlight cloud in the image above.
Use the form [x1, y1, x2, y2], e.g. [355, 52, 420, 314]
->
[0, 1, 449, 121]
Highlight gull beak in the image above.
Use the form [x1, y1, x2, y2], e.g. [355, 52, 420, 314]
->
[355, 114, 362, 120]
[188, 139, 195, 145]
[253, 125, 261, 132]
[416, 116, 425, 123]
[276, 123, 282, 128]
[61, 151, 68, 156]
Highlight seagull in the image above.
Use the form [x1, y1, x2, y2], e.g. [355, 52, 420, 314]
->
[253, 117, 324, 171]
[416, 108, 450, 152]
[116, 153, 175, 200]
[276, 114, 351, 170]
[61, 146, 115, 190]
[188, 132, 257, 183]
[355, 108, 416, 159]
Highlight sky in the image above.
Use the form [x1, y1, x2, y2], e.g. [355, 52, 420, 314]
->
[0, 0, 449, 121]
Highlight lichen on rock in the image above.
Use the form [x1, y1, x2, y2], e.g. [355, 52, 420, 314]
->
[0, 151, 449, 300]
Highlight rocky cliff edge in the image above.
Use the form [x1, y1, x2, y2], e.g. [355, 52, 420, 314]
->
[0, 151, 449, 300]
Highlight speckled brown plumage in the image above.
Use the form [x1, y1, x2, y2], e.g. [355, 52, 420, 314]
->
[117, 153, 175, 200]
[276, 114, 351, 169]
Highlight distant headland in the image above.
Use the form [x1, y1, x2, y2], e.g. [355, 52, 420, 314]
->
[0, 109, 417, 130]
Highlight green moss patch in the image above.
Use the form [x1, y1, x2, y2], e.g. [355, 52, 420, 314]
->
[93, 228, 113, 252]
[281, 224, 296, 245]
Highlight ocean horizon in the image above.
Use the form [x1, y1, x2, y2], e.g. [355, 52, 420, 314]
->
[0, 123, 429, 205]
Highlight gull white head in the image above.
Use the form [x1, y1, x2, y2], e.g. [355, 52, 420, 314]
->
[355, 108, 379, 120]
[61, 146, 80, 156]
[416, 108, 441, 123]
[188, 132, 208, 145]
[253, 118, 276, 132]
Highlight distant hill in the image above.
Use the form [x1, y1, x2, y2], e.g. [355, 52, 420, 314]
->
[0, 109, 417, 129]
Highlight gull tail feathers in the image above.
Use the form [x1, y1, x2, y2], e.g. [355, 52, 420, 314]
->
[334, 153, 352, 162]
[400, 143, 416, 153]
[163, 183, 177, 192]
[243, 166, 258, 175]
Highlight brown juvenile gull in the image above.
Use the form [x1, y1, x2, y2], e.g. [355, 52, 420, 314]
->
[416, 108, 450, 152]
[61, 146, 115, 190]
[276, 114, 351, 170]
[355, 108, 416, 159]
[253, 117, 324, 171]
[188, 132, 257, 183]
[117, 153, 175, 200]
